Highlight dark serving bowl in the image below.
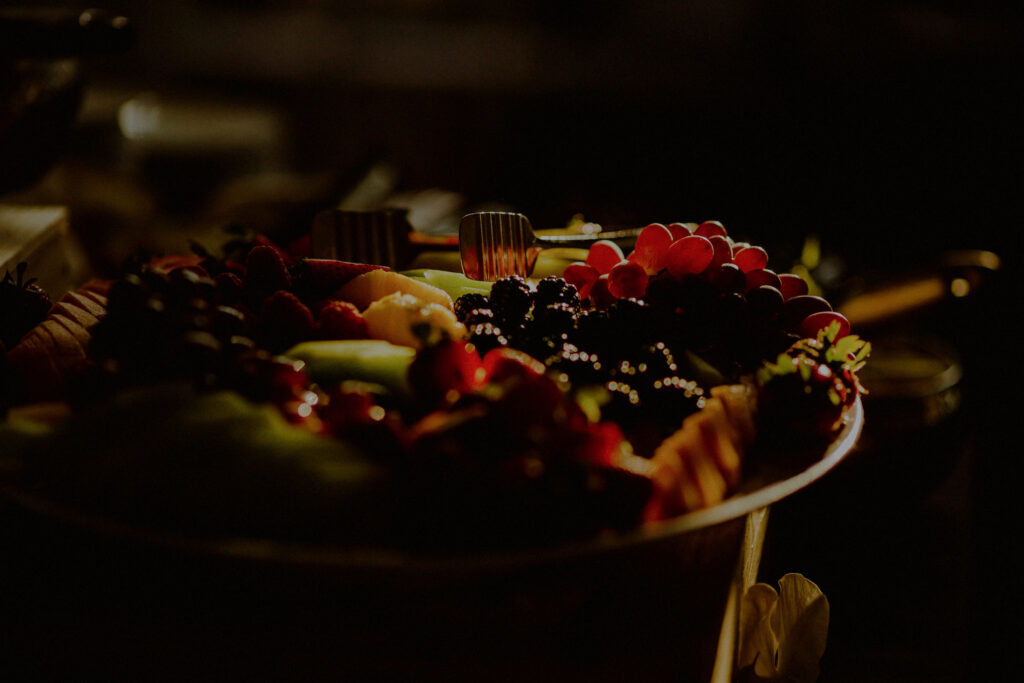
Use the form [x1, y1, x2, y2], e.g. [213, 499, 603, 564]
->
[0, 399, 862, 681]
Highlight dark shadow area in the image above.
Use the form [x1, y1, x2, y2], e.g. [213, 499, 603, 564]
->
[3, 1, 1023, 680]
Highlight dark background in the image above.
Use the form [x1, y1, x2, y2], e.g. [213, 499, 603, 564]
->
[3, 1, 1023, 681]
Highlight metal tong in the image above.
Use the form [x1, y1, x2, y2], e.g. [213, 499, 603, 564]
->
[458, 211, 642, 281]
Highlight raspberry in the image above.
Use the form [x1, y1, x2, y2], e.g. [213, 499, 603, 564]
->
[245, 245, 291, 294]
[318, 300, 368, 340]
[259, 290, 314, 351]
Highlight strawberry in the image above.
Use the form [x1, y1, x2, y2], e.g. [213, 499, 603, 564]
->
[300, 259, 389, 297]
[147, 253, 205, 274]
[756, 322, 870, 447]
[214, 272, 245, 305]
[259, 290, 314, 351]
[1, 262, 52, 349]
[245, 245, 291, 294]
[318, 300, 369, 340]
[407, 339, 488, 406]
[252, 234, 295, 265]
[287, 234, 312, 259]
[481, 347, 546, 383]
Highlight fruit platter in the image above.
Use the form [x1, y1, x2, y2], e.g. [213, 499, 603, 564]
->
[0, 216, 867, 679]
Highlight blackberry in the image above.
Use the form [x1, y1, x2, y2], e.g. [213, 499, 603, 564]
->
[534, 276, 580, 310]
[454, 292, 490, 322]
[607, 298, 654, 336]
[463, 306, 497, 327]
[531, 301, 577, 339]
[516, 334, 562, 366]
[573, 308, 610, 341]
[642, 375, 704, 420]
[602, 377, 643, 423]
[642, 274, 681, 312]
[488, 275, 533, 326]
[626, 342, 679, 380]
[467, 321, 508, 355]
[548, 341, 604, 386]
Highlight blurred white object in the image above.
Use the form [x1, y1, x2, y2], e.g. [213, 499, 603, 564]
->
[117, 92, 285, 156]
[0, 205, 89, 298]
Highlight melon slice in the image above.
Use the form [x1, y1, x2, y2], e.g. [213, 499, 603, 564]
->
[401, 269, 492, 301]
[361, 293, 465, 350]
[336, 270, 453, 311]
[284, 339, 417, 396]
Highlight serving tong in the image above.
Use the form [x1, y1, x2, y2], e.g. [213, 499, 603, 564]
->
[311, 208, 456, 268]
[458, 211, 642, 281]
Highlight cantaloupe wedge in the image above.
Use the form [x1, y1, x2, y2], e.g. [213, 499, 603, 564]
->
[647, 384, 753, 516]
[5, 283, 107, 403]
[62, 291, 106, 319]
[335, 270, 453, 311]
[78, 289, 109, 309]
[50, 299, 100, 332]
[38, 320, 88, 364]
[47, 315, 92, 354]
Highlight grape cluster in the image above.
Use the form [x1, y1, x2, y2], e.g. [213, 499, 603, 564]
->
[645, 262, 842, 378]
[78, 266, 315, 417]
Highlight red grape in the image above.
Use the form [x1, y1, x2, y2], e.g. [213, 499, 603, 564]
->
[743, 269, 782, 292]
[777, 273, 809, 300]
[695, 220, 728, 238]
[665, 222, 694, 240]
[608, 260, 649, 299]
[800, 311, 851, 340]
[629, 223, 674, 274]
[589, 273, 616, 309]
[586, 240, 626, 275]
[783, 294, 832, 331]
[563, 262, 600, 300]
[707, 263, 746, 293]
[732, 246, 768, 273]
[708, 235, 733, 270]
[666, 235, 715, 278]
[746, 285, 785, 322]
